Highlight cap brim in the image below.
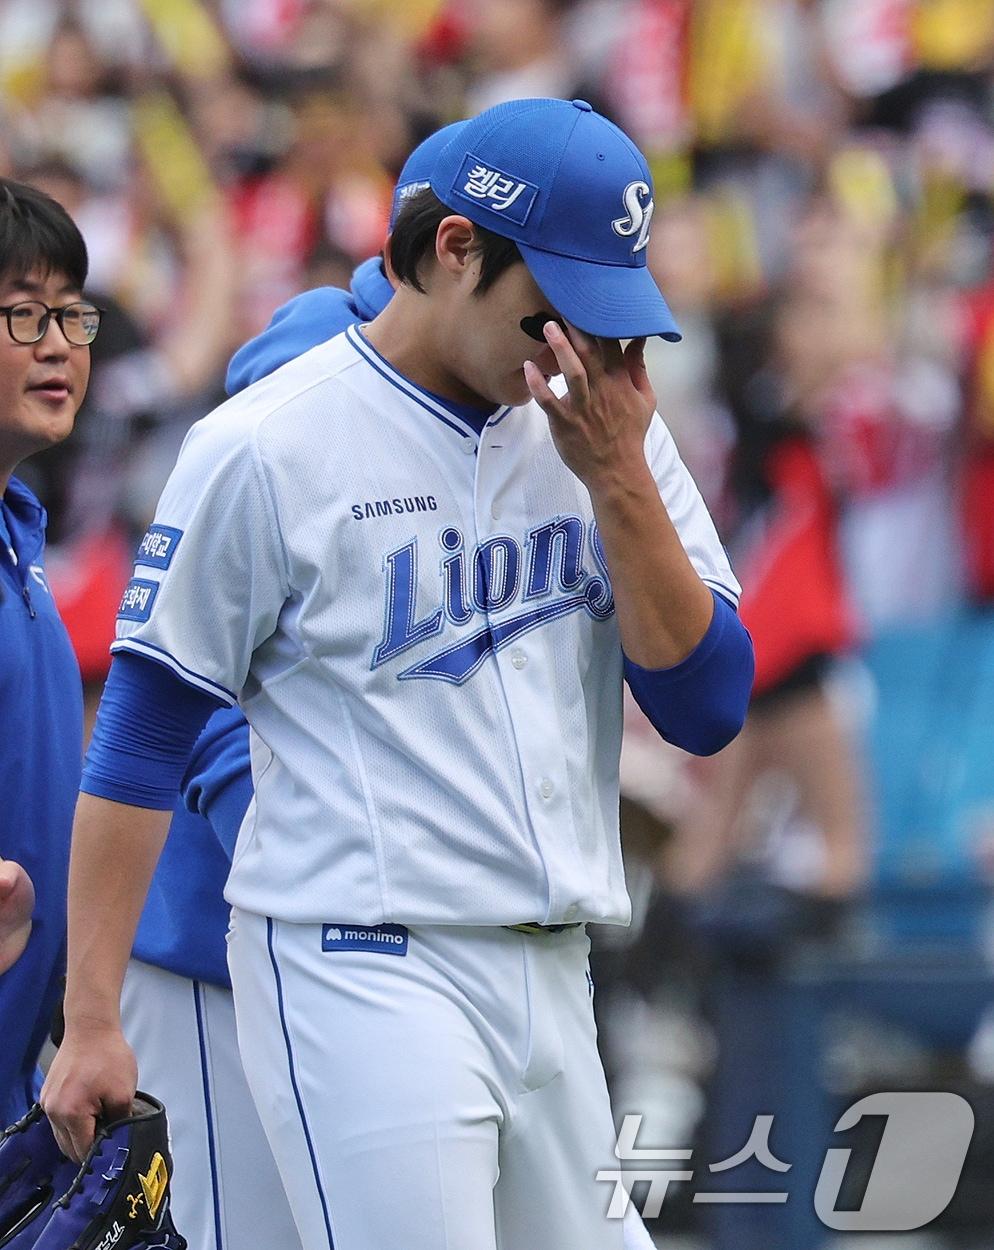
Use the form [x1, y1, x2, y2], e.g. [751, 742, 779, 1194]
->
[518, 243, 682, 342]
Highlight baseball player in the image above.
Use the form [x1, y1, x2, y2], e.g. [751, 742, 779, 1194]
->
[44, 99, 753, 1248]
[118, 116, 659, 1250]
[0, 178, 95, 1125]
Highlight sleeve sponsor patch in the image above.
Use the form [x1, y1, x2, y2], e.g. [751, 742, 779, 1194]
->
[118, 578, 159, 623]
[135, 524, 183, 570]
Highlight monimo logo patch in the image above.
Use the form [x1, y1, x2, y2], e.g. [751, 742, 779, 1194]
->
[322, 923, 409, 956]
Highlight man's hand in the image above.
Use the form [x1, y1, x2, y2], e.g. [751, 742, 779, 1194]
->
[41, 1022, 138, 1162]
[42, 795, 173, 1162]
[0, 857, 34, 974]
[523, 322, 655, 490]
[526, 318, 714, 669]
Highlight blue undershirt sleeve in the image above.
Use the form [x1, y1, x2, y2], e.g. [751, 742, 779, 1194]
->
[623, 590, 754, 757]
[182, 707, 253, 858]
[81, 652, 227, 810]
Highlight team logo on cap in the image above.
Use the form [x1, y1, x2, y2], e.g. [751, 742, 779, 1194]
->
[453, 153, 538, 226]
[612, 181, 654, 253]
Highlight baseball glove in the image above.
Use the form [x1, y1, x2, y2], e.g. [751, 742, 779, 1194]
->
[0, 1104, 78, 1248]
[0, 1094, 186, 1250]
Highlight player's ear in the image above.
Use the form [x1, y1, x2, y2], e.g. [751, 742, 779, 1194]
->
[434, 216, 478, 281]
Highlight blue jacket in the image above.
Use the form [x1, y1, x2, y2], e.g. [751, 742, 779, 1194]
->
[226, 258, 391, 394]
[0, 478, 82, 1125]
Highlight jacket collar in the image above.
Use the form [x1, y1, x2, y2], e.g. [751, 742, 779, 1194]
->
[2, 476, 47, 569]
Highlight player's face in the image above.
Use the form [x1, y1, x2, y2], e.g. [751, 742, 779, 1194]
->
[454, 260, 565, 407]
[0, 269, 90, 474]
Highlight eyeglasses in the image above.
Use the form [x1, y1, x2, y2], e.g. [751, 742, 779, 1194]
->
[519, 312, 567, 343]
[0, 300, 104, 346]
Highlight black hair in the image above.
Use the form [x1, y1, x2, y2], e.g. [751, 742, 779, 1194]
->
[388, 187, 521, 296]
[0, 177, 88, 293]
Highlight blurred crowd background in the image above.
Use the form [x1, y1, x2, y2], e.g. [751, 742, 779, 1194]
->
[5, 1, 994, 1246]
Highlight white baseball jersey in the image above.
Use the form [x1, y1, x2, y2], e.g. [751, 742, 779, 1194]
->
[114, 323, 738, 927]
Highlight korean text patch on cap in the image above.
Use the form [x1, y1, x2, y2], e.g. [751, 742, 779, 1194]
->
[430, 98, 681, 341]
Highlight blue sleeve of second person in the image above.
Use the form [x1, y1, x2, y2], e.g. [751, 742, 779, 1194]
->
[226, 286, 360, 395]
[182, 706, 253, 858]
[132, 703, 253, 986]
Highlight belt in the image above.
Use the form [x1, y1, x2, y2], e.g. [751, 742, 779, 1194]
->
[505, 922, 583, 935]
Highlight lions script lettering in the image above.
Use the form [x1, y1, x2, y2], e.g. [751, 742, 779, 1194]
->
[374, 516, 614, 684]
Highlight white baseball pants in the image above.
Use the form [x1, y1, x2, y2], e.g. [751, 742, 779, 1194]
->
[227, 913, 640, 1250]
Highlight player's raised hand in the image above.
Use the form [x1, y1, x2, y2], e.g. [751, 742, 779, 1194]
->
[0, 857, 34, 973]
[41, 1022, 138, 1162]
[523, 321, 656, 490]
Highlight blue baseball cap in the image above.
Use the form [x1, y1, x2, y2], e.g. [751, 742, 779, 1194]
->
[429, 98, 681, 342]
[390, 120, 470, 229]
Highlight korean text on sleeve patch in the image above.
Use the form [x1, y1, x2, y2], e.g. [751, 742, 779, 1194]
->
[118, 578, 159, 623]
[135, 524, 183, 570]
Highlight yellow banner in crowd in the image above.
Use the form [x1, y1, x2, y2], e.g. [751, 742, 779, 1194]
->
[136, 0, 231, 79]
[688, 0, 766, 146]
[912, 0, 994, 70]
[340, 0, 445, 39]
[132, 92, 217, 225]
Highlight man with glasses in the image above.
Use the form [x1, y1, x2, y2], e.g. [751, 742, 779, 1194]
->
[0, 300, 102, 350]
[0, 177, 98, 1121]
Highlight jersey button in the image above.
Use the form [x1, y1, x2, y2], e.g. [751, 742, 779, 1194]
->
[510, 649, 527, 669]
[460, 438, 475, 454]
[538, 777, 554, 799]
[563, 903, 579, 921]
